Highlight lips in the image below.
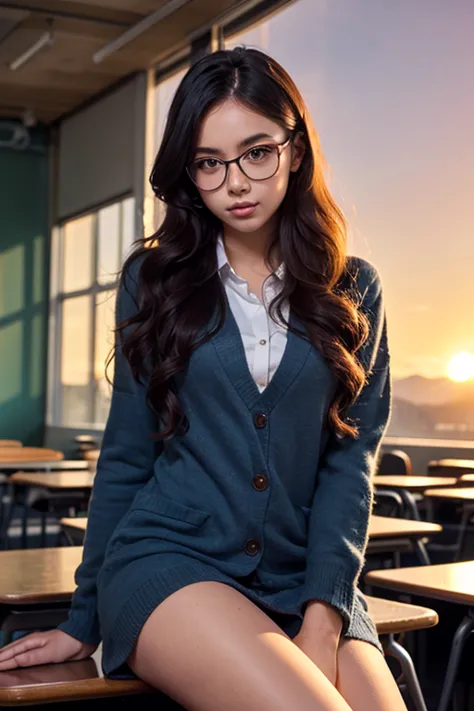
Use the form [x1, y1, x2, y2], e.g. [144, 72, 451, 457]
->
[228, 202, 259, 217]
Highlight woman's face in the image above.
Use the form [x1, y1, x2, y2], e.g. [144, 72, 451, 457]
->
[191, 98, 305, 235]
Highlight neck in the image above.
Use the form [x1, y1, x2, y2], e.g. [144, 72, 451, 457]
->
[222, 216, 281, 274]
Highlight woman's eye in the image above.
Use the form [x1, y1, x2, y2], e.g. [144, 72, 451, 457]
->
[247, 146, 273, 161]
[197, 158, 220, 171]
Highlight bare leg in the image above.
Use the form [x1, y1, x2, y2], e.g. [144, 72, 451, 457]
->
[128, 581, 355, 711]
[336, 638, 408, 711]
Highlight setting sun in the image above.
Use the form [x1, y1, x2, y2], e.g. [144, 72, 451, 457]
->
[447, 352, 474, 382]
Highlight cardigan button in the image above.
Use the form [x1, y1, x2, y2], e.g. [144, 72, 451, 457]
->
[254, 413, 267, 428]
[245, 539, 260, 556]
[252, 474, 269, 491]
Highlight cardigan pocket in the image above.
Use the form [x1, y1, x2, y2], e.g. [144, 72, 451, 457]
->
[103, 489, 211, 564]
[133, 492, 211, 528]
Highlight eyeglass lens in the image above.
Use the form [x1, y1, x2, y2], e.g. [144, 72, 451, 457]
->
[189, 145, 280, 191]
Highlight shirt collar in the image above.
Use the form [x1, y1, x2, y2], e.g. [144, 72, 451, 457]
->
[216, 234, 285, 281]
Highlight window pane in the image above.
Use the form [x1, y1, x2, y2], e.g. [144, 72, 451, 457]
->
[61, 295, 91, 426]
[63, 215, 94, 292]
[154, 67, 188, 230]
[225, 2, 474, 441]
[121, 196, 136, 262]
[98, 203, 121, 285]
[94, 289, 116, 424]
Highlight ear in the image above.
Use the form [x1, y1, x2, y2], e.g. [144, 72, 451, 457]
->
[290, 133, 306, 172]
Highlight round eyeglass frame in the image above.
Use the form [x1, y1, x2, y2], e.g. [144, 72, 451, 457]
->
[186, 133, 294, 192]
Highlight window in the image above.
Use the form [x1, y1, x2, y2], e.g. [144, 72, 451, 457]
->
[225, 0, 474, 442]
[48, 196, 135, 427]
[153, 66, 189, 230]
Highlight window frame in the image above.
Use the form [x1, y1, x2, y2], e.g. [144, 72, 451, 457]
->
[47, 194, 133, 429]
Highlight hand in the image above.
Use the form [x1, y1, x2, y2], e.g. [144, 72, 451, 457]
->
[0, 629, 98, 671]
[292, 624, 339, 686]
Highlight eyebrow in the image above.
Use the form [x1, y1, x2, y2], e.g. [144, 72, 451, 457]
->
[194, 132, 276, 156]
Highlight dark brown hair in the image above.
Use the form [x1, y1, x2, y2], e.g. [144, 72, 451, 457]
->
[109, 47, 371, 441]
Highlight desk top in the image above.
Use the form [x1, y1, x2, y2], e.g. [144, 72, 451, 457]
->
[9, 472, 95, 489]
[365, 560, 474, 605]
[423, 487, 474, 501]
[369, 515, 442, 539]
[58, 514, 443, 542]
[0, 547, 83, 604]
[1, 460, 88, 473]
[430, 458, 474, 472]
[373, 475, 457, 490]
[60, 517, 88, 531]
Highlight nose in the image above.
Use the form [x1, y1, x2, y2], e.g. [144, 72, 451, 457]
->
[226, 161, 250, 194]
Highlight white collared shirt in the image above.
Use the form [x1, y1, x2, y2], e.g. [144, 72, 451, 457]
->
[216, 235, 289, 392]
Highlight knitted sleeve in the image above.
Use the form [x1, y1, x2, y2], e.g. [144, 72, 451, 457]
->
[57, 256, 162, 644]
[299, 260, 391, 635]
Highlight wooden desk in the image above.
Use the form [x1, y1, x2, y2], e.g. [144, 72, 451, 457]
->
[368, 515, 442, 566]
[428, 458, 474, 476]
[1, 461, 89, 474]
[4, 474, 94, 550]
[365, 561, 474, 711]
[374, 476, 458, 490]
[9, 472, 94, 489]
[369, 515, 441, 540]
[424, 488, 474, 562]
[0, 596, 437, 709]
[373, 476, 457, 522]
[0, 547, 83, 645]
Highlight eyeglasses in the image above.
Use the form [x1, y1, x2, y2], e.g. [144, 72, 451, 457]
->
[186, 135, 293, 192]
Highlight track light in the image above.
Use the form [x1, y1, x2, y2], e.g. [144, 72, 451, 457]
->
[9, 29, 55, 71]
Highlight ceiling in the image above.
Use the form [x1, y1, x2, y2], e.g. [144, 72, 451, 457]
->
[0, 0, 246, 124]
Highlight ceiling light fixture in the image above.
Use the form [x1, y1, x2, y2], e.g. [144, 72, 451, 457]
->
[9, 28, 55, 71]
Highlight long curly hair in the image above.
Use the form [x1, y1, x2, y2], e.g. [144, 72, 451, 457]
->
[108, 46, 372, 442]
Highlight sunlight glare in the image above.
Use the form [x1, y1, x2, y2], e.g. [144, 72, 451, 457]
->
[446, 352, 474, 382]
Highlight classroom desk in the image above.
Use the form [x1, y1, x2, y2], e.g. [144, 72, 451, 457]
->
[365, 560, 474, 711]
[59, 514, 442, 566]
[424, 487, 474, 561]
[428, 458, 474, 476]
[0, 460, 89, 473]
[4, 473, 94, 549]
[373, 475, 458, 521]
[0, 547, 83, 645]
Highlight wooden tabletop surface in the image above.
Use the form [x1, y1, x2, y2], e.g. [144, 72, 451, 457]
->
[429, 458, 474, 472]
[59, 514, 443, 543]
[423, 487, 474, 501]
[0, 548, 83, 604]
[365, 560, 474, 605]
[0, 460, 89, 472]
[60, 517, 88, 531]
[9, 472, 95, 489]
[368, 515, 442, 539]
[373, 475, 457, 490]
[0, 595, 437, 704]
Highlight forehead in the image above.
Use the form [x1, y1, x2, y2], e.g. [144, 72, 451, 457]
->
[196, 98, 284, 152]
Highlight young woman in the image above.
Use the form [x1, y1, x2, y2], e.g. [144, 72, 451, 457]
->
[0, 48, 406, 711]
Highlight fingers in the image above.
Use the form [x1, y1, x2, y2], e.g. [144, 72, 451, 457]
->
[0, 634, 47, 671]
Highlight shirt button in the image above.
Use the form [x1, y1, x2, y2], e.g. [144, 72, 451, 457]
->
[259, 339, 267, 345]
[254, 413, 267, 428]
[252, 474, 269, 491]
[245, 539, 260, 556]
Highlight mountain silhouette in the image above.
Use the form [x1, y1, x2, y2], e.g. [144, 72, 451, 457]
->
[392, 374, 474, 406]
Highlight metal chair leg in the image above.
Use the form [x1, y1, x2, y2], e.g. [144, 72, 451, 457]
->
[437, 610, 474, 711]
[382, 633, 428, 711]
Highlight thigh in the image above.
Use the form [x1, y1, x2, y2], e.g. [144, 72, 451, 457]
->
[336, 638, 408, 711]
[128, 580, 353, 711]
